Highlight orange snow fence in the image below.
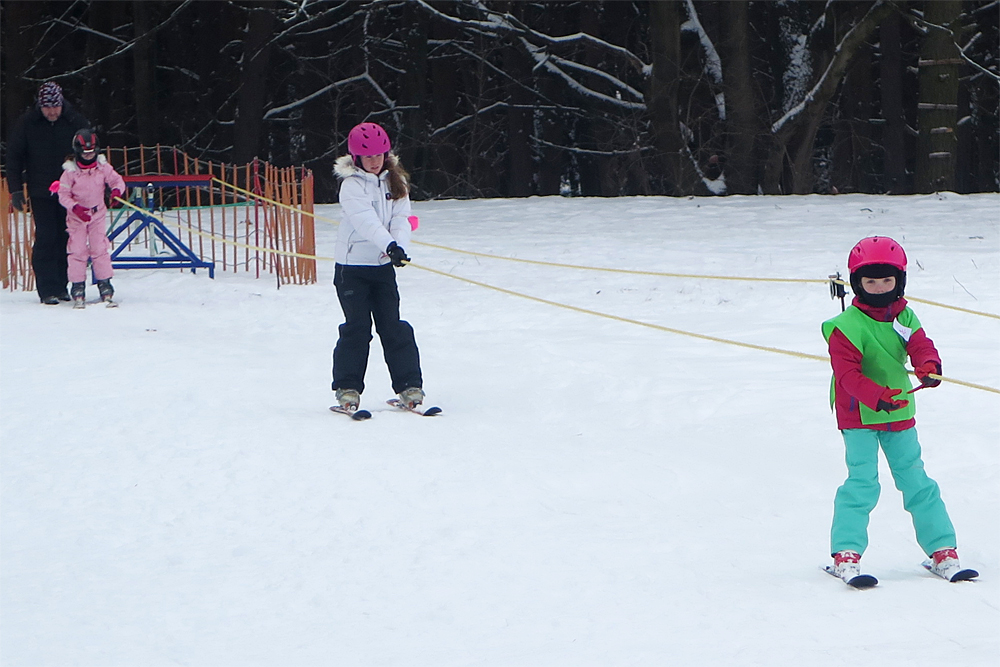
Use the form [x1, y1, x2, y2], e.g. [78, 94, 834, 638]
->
[1, 145, 315, 290]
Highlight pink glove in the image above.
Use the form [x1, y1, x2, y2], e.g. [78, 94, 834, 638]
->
[72, 204, 91, 222]
[408, 215, 419, 231]
[876, 387, 909, 412]
[914, 361, 942, 388]
[48, 180, 60, 195]
[110, 189, 123, 208]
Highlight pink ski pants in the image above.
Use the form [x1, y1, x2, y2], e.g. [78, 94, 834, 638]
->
[66, 213, 114, 283]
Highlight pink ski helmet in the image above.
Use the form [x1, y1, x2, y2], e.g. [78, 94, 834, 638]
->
[847, 236, 906, 272]
[848, 236, 907, 305]
[347, 122, 391, 157]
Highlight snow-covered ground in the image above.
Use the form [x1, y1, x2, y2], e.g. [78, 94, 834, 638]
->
[1, 193, 998, 666]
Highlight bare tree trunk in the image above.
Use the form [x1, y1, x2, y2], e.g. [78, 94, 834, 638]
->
[766, 1, 894, 194]
[536, 77, 566, 196]
[915, 0, 961, 193]
[233, 1, 277, 165]
[504, 63, 534, 194]
[3, 1, 37, 135]
[132, 1, 158, 145]
[83, 1, 117, 133]
[879, 11, 908, 193]
[427, 17, 461, 197]
[832, 40, 876, 193]
[648, 0, 699, 195]
[720, 0, 762, 195]
[583, 2, 621, 196]
[400, 3, 429, 189]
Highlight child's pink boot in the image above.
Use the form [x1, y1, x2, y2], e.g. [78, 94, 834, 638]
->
[827, 550, 878, 588]
[923, 548, 979, 582]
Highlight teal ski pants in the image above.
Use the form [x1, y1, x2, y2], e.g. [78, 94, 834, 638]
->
[831, 428, 956, 557]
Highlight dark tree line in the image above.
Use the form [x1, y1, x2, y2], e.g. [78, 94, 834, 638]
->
[2, 0, 997, 203]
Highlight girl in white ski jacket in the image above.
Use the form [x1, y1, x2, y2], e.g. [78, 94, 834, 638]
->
[333, 151, 412, 266]
[330, 122, 424, 413]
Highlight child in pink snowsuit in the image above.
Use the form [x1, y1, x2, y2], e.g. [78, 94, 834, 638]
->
[57, 129, 125, 306]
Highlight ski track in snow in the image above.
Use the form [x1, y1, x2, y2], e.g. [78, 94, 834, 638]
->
[2, 193, 998, 666]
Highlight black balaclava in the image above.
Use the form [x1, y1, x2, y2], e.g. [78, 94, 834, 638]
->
[850, 263, 906, 308]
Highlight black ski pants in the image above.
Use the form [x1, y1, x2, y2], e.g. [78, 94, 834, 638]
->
[332, 263, 422, 395]
[29, 195, 70, 300]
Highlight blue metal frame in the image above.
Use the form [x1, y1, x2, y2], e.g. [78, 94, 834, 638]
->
[108, 188, 215, 278]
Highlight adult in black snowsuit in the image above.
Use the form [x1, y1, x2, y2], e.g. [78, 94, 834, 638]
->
[6, 81, 90, 304]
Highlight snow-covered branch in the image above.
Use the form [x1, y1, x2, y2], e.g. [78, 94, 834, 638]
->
[32, 0, 195, 79]
[522, 39, 645, 111]
[534, 138, 653, 156]
[429, 101, 510, 138]
[263, 72, 386, 119]
[772, 1, 891, 133]
[543, 54, 645, 103]
[51, 19, 126, 45]
[681, 0, 725, 120]
[911, 13, 1000, 83]
[412, 0, 650, 75]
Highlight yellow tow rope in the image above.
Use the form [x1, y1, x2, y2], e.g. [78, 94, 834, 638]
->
[111, 195, 999, 395]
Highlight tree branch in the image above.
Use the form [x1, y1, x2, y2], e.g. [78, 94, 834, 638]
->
[911, 12, 1000, 83]
[771, 1, 896, 134]
[29, 0, 196, 80]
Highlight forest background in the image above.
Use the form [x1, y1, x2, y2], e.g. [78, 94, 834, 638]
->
[1, 0, 998, 203]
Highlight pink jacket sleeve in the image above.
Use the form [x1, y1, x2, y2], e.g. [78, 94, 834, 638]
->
[906, 327, 941, 371]
[57, 169, 79, 212]
[101, 162, 126, 196]
[828, 328, 886, 411]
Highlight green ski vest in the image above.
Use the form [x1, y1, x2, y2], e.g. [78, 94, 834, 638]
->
[822, 305, 921, 425]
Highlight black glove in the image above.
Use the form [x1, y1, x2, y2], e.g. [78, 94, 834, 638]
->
[386, 242, 409, 267]
[10, 191, 25, 212]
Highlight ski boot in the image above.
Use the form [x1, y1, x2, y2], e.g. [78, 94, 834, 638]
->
[827, 550, 878, 588]
[833, 550, 862, 581]
[397, 387, 425, 409]
[96, 279, 116, 307]
[335, 388, 361, 411]
[924, 548, 979, 582]
[71, 282, 86, 309]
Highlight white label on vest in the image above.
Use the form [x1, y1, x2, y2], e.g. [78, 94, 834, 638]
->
[893, 319, 912, 342]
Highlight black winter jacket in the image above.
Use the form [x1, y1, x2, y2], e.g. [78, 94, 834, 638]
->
[6, 103, 90, 198]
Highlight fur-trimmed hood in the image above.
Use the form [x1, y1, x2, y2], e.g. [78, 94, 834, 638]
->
[62, 153, 108, 172]
[334, 152, 400, 179]
[333, 151, 412, 267]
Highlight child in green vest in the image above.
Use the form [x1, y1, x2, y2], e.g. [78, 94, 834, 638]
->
[821, 236, 977, 586]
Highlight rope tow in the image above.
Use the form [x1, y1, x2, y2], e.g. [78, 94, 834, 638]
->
[112, 194, 999, 394]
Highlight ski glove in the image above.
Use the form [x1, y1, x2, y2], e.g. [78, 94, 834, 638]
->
[914, 361, 942, 388]
[386, 242, 409, 267]
[876, 387, 910, 412]
[72, 204, 92, 222]
[10, 191, 25, 212]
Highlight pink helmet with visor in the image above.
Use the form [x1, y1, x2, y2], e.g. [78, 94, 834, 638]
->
[847, 236, 906, 272]
[347, 122, 391, 157]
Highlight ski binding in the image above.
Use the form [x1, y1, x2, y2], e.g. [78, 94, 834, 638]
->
[329, 405, 372, 421]
[824, 565, 878, 589]
[922, 559, 979, 582]
[386, 398, 441, 416]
